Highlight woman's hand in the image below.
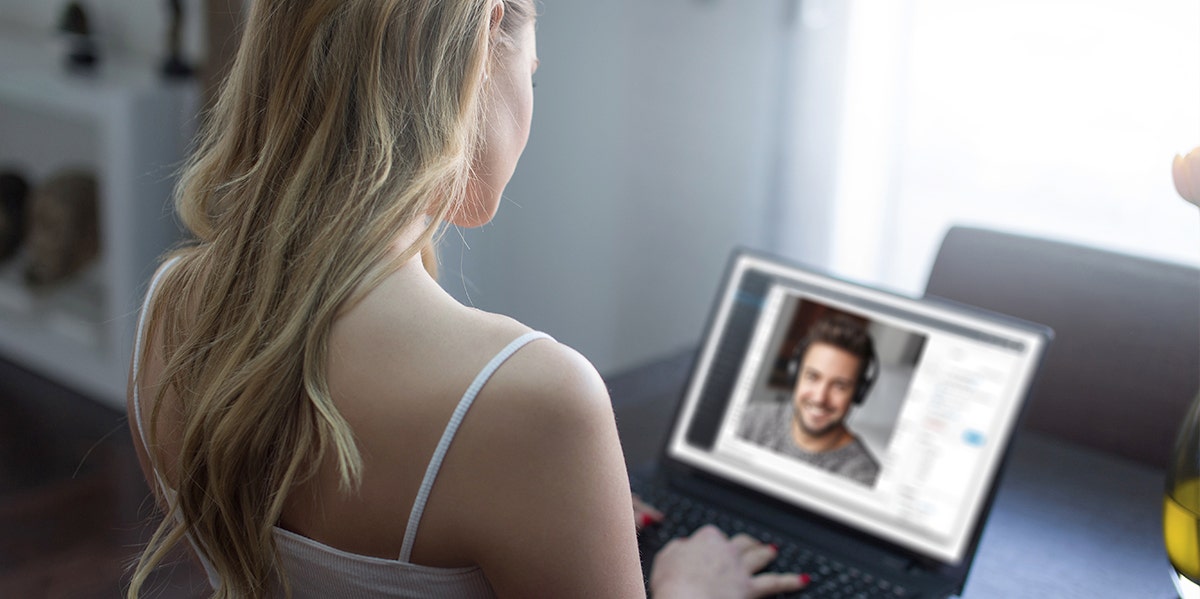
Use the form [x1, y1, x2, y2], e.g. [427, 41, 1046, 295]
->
[649, 525, 809, 599]
[633, 494, 664, 530]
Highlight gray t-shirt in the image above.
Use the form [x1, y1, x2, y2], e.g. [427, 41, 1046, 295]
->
[737, 400, 881, 487]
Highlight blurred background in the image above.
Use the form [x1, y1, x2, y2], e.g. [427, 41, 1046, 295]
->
[452, 0, 1200, 375]
[0, 0, 1195, 388]
[0, 1, 1194, 593]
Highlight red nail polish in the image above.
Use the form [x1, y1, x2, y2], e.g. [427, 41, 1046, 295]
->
[799, 573, 811, 586]
[639, 513, 653, 528]
[768, 543, 778, 552]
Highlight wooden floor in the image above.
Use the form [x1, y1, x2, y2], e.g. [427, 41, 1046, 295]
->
[0, 358, 209, 598]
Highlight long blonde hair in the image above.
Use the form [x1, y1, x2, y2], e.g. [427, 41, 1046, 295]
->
[128, 1, 534, 596]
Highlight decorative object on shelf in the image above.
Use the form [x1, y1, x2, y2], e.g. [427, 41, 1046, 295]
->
[24, 170, 100, 286]
[1167, 146, 1200, 599]
[0, 171, 30, 261]
[58, 2, 99, 71]
[0, 34, 198, 405]
[162, 0, 195, 79]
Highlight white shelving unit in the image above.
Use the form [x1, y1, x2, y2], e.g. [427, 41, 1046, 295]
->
[0, 31, 197, 409]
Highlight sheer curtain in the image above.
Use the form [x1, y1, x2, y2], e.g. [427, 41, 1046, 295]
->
[778, 0, 1200, 294]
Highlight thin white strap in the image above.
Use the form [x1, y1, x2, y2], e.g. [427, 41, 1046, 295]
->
[398, 330, 554, 562]
[131, 256, 181, 490]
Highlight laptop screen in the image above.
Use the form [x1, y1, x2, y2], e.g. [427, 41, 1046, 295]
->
[666, 251, 1048, 565]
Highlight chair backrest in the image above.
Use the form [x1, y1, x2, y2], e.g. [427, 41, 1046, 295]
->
[924, 226, 1199, 469]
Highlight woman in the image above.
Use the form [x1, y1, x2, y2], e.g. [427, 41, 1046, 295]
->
[127, 1, 808, 597]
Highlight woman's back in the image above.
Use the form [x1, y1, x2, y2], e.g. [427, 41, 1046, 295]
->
[279, 250, 537, 567]
[130, 250, 644, 595]
[126, 1, 806, 595]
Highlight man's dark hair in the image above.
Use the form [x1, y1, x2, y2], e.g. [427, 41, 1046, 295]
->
[788, 314, 878, 404]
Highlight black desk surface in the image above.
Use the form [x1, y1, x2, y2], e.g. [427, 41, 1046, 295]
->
[606, 351, 1177, 599]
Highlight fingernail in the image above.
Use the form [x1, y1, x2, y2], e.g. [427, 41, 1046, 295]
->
[639, 513, 654, 528]
[768, 543, 778, 552]
[799, 573, 811, 586]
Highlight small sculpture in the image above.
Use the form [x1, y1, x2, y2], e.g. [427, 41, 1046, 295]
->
[162, 0, 195, 79]
[25, 171, 100, 286]
[0, 171, 30, 261]
[58, 2, 99, 71]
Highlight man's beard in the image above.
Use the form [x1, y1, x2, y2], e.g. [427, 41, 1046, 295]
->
[792, 399, 842, 440]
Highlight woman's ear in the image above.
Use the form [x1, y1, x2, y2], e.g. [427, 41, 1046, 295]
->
[489, 0, 505, 35]
[478, 1, 504, 82]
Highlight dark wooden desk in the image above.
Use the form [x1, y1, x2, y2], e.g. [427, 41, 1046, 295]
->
[607, 351, 1177, 598]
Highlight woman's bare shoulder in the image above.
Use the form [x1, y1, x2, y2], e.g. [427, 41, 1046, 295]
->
[332, 260, 613, 449]
[427, 326, 645, 595]
[478, 334, 611, 415]
[329, 264, 512, 379]
[323, 262, 613, 455]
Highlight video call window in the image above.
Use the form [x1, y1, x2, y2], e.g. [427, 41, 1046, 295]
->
[728, 297, 927, 489]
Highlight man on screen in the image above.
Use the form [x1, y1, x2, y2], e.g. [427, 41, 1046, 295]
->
[738, 315, 882, 487]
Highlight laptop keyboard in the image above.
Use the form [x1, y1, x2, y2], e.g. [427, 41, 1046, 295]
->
[632, 478, 914, 599]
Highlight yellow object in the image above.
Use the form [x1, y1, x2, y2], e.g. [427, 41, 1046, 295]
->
[1166, 478, 1200, 584]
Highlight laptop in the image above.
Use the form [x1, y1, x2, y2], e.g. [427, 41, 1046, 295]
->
[631, 248, 1052, 598]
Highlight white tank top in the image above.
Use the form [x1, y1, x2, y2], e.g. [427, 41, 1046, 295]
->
[131, 257, 552, 598]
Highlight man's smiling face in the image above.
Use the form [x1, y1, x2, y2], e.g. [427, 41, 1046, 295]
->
[791, 342, 862, 441]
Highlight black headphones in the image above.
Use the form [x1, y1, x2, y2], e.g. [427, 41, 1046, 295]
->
[784, 335, 879, 406]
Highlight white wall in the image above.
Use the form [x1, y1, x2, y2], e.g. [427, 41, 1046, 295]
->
[440, 0, 797, 375]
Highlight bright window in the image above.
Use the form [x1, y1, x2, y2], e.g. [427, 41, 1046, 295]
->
[820, 0, 1200, 294]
